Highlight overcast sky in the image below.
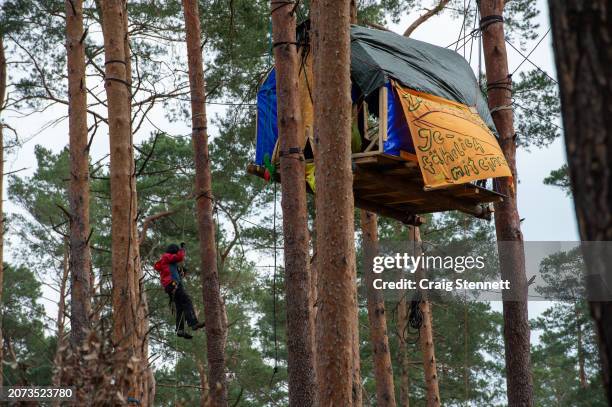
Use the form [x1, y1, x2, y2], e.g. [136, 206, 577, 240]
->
[2, 0, 573, 324]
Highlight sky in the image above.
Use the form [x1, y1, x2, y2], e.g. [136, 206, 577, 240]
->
[2, 1, 575, 328]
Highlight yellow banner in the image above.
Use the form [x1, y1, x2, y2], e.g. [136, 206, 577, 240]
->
[394, 83, 512, 189]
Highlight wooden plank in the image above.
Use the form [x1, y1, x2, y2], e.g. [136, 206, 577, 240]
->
[399, 150, 419, 162]
[379, 86, 388, 142]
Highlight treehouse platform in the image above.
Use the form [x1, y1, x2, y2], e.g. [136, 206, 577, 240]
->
[248, 24, 510, 224]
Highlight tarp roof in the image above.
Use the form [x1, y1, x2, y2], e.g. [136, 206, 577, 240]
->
[350, 25, 497, 135]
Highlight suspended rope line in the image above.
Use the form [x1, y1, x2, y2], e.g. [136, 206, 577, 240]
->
[505, 36, 557, 84]
[268, 181, 280, 388]
[509, 28, 552, 77]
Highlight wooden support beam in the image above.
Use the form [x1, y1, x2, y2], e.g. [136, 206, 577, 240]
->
[355, 197, 424, 225]
[354, 167, 492, 219]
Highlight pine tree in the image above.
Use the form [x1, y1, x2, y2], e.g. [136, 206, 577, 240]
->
[99, 0, 148, 402]
[312, 0, 358, 405]
[270, 0, 317, 405]
[182, 0, 228, 404]
[361, 210, 396, 406]
[65, 0, 92, 349]
[0, 31, 5, 390]
[480, 1, 534, 404]
[548, 1, 612, 401]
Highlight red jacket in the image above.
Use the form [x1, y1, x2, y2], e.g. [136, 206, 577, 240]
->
[154, 249, 185, 287]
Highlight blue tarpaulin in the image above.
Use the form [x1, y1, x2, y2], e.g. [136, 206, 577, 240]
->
[255, 69, 278, 166]
[256, 70, 413, 159]
[383, 82, 413, 156]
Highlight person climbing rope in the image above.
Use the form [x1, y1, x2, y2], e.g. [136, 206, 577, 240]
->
[154, 242, 205, 339]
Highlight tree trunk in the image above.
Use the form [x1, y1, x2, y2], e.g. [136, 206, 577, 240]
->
[349, 6, 362, 407]
[548, 1, 612, 402]
[409, 226, 440, 407]
[197, 360, 211, 407]
[479, 2, 534, 405]
[65, 0, 92, 349]
[182, 1, 228, 405]
[52, 243, 70, 407]
[397, 294, 410, 407]
[574, 302, 587, 389]
[270, 2, 317, 405]
[312, 0, 357, 404]
[100, 0, 145, 402]
[0, 32, 6, 390]
[120, 5, 154, 403]
[361, 210, 397, 407]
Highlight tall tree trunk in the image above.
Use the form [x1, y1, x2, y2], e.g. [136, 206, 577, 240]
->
[361, 210, 397, 407]
[120, 5, 154, 403]
[409, 226, 440, 407]
[182, 2, 228, 405]
[349, 7, 362, 407]
[312, 0, 357, 405]
[52, 243, 70, 407]
[479, 2, 534, 405]
[270, 2, 317, 405]
[575, 302, 587, 389]
[65, 0, 92, 349]
[548, 1, 612, 401]
[397, 294, 410, 407]
[0, 32, 6, 390]
[100, 0, 145, 402]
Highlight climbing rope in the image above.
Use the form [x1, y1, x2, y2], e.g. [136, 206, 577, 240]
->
[269, 180, 280, 387]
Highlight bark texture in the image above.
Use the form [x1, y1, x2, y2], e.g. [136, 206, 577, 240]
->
[65, 0, 92, 348]
[397, 293, 410, 407]
[52, 244, 70, 405]
[312, 0, 358, 405]
[361, 211, 397, 407]
[0, 33, 6, 390]
[270, 1, 317, 405]
[479, 2, 534, 405]
[349, 6, 362, 406]
[100, 0, 146, 402]
[548, 1, 612, 402]
[409, 226, 440, 407]
[182, 1, 228, 405]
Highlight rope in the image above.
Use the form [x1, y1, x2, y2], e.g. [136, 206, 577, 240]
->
[269, 181, 280, 387]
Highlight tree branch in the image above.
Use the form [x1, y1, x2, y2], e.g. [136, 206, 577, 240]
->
[139, 210, 177, 245]
[403, 0, 451, 37]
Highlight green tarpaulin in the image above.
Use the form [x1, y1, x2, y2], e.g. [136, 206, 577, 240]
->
[350, 25, 497, 135]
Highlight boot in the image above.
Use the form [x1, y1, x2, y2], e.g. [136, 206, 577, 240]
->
[177, 330, 193, 339]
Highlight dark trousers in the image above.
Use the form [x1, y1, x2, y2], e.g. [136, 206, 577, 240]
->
[166, 284, 198, 331]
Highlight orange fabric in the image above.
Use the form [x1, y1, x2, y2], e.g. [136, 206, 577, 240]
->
[393, 82, 512, 189]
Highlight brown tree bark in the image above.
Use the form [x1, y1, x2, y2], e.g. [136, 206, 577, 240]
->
[361, 210, 397, 407]
[197, 360, 211, 407]
[349, 7, 363, 407]
[409, 226, 440, 407]
[0, 32, 6, 390]
[312, 0, 357, 404]
[479, 2, 534, 405]
[270, 1, 318, 405]
[120, 6, 154, 403]
[100, 0, 146, 402]
[65, 0, 92, 349]
[182, 1, 228, 405]
[397, 294, 410, 407]
[548, 1, 612, 401]
[52, 243, 70, 407]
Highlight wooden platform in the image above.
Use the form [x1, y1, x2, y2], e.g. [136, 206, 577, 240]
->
[247, 153, 504, 224]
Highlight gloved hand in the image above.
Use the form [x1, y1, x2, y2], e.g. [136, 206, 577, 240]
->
[180, 242, 186, 248]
